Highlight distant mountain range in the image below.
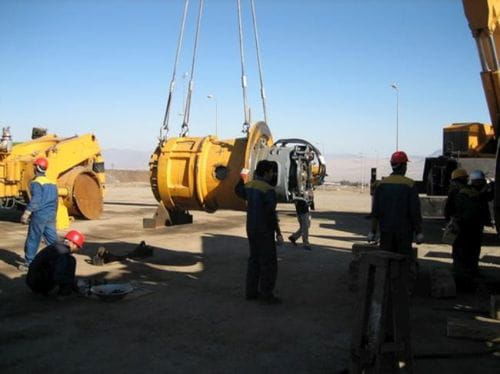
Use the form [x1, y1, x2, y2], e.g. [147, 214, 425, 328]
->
[102, 148, 441, 182]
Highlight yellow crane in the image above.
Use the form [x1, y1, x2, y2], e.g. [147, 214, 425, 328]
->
[461, 0, 500, 226]
[424, 1, 500, 222]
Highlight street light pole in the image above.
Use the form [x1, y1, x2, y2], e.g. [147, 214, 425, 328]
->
[391, 83, 399, 151]
[207, 94, 218, 136]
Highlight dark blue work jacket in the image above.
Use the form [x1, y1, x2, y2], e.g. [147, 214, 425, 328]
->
[235, 177, 279, 234]
[372, 173, 422, 234]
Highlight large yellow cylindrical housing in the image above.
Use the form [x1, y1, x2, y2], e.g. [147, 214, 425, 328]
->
[150, 122, 273, 213]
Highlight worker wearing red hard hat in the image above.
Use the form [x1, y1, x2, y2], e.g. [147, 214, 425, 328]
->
[19, 157, 58, 271]
[26, 230, 85, 297]
[389, 150, 409, 165]
[369, 150, 423, 291]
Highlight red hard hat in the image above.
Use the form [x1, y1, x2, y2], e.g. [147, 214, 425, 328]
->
[34, 157, 49, 170]
[390, 151, 409, 165]
[64, 230, 85, 248]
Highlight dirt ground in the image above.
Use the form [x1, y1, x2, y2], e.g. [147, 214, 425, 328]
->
[1, 185, 499, 373]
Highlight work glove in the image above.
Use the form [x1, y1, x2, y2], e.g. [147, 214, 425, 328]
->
[240, 168, 250, 183]
[20, 210, 31, 225]
[415, 233, 424, 244]
[276, 234, 284, 246]
[367, 231, 376, 243]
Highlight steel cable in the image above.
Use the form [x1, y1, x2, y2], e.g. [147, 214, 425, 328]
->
[250, 0, 268, 124]
[237, 0, 251, 134]
[161, 0, 190, 140]
[180, 0, 205, 137]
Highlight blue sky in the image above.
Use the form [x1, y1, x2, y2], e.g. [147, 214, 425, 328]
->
[0, 0, 490, 158]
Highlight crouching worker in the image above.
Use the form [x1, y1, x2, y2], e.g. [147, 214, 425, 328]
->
[26, 230, 85, 297]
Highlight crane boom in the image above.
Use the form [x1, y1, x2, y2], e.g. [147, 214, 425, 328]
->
[463, 0, 500, 229]
[463, 0, 500, 136]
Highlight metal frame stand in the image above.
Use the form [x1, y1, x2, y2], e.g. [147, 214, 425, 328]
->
[351, 250, 414, 373]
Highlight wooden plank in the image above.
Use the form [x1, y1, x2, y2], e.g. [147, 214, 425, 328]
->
[352, 242, 378, 259]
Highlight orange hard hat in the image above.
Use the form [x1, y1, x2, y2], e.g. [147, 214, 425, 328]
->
[64, 230, 85, 248]
[34, 157, 48, 170]
[390, 151, 409, 165]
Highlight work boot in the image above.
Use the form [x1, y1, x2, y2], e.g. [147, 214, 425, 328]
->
[288, 236, 297, 246]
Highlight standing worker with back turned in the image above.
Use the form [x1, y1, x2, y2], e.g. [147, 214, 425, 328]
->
[235, 160, 283, 304]
[444, 168, 469, 221]
[368, 151, 423, 288]
[19, 157, 58, 271]
[452, 170, 492, 290]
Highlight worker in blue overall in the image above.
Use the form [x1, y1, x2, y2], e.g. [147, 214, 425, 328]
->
[19, 157, 58, 271]
[235, 160, 283, 304]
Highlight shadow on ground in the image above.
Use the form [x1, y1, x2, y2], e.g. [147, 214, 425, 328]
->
[0, 233, 354, 373]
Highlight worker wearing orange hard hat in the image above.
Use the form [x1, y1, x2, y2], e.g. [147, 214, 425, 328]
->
[19, 157, 58, 271]
[26, 230, 85, 297]
[444, 168, 469, 221]
[369, 151, 423, 290]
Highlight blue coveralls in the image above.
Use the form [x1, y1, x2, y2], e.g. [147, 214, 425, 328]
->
[235, 177, 279, 299]
[24, 175, 58, 264]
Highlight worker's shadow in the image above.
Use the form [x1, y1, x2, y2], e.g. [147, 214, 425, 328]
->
[82, 241, 201, 268]
[0, 248, 25, 267]
[309, 210, 371, 238]
[0, 208, 22, 223]
[480, 255, 500, 266]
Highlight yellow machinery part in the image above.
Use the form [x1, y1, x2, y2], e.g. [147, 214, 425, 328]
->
[463, 0, 500, 35]
[56, 197, 70, 230]
[443, 122, 494, 154]
[0, 132, 105, 228]
[57, 166, 104, 220]
[463, 0, 500, 135]
[150, 122, 273, 213]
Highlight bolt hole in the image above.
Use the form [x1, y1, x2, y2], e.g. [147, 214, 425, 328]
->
[214, 165, 228, 181]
